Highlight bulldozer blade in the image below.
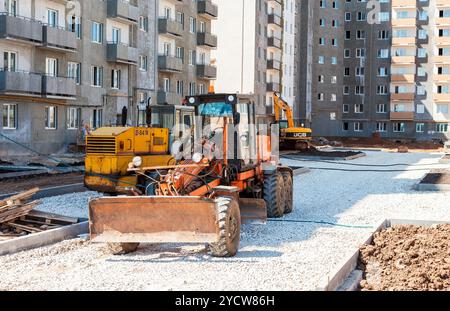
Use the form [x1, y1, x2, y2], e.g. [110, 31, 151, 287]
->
[238, 198, 267, 225]
[89, 196, 220, 244]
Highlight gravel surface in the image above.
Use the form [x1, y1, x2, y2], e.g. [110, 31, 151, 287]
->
[0, 151, 449, 291]
[34, 191, 101, 219]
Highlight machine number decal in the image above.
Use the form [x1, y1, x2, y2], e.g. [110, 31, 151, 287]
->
[135, 129, 149, 136]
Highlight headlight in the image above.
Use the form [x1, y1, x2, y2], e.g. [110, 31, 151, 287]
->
[132, 156, 142, 167]
[192, 152, 203, 164]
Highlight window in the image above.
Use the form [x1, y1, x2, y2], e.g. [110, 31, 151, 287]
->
[189, 17, 196, 33]
[416, 123, 425, 133]
[3, 51, 17, 71]
[45, 106, 57, 129]
[139, 16, 148, 32]
[343, 122, 349, 131]
[67, 107, 81, 129]
[437, 104, 449, 114]
[376, 122, 387, 132]
[92, 109, 103, 129]
[2, 104, 17, 129]
[91, 66, 103, 87]
[377, 104, 387, 113]
[68, 15, 81, 38]
[111, 27, 121, 44]
[111, 69, 121, 89]
[46, 58, 58, 77]
[91, 22, 103, 43]
[139, 55, 148, 71]
[68, 62, 81, 85]
[393, 122, 406, 133]
[354, 122, 363, 132]
[437, 123, 449, 133]
[47, 9, 58, 28]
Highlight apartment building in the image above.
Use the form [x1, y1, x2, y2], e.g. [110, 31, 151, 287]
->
[157, 0, 218, 106]
[0, 0, 158, 156]
[297, 0, 450, 140]
[214, 0, 295, 116]
[281, 0, 297, 108]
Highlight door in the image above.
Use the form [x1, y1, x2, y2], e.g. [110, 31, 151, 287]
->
[7, 0, 17, 16]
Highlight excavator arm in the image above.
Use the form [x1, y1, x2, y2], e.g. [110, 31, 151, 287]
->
[273, 92, 295, 128]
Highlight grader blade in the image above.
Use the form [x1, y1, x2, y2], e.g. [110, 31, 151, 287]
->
[239, 198, 267, 225]
[89, 196, 220, 244]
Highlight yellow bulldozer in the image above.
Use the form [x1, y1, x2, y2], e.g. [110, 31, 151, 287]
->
[273, 92, 313, 150]
[84, 105, 194, 194]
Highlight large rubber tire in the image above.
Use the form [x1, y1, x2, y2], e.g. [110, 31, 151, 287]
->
[282, 171, 293, 214]
[264, 172, 286, 218]
[209, 197, 241, 257]
[107, 243, 140, 255]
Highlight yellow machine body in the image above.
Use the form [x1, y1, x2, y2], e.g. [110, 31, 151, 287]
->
[84, 127, 174, 193]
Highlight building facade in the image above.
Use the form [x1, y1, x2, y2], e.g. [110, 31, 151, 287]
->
[297, 0, 450, 140]
[0, 0, 218, 156]
[213, 0, 294, 116]
[157, 0, 217, 106]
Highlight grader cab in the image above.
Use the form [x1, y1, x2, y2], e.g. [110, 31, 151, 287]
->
[89, 94, 294, 257]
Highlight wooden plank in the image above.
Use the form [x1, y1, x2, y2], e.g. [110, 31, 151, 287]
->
[0, 201, 40, 224]
[27, 210, 78, 225]
[0, 188, 39, 207]
[7, 222, 43, 233]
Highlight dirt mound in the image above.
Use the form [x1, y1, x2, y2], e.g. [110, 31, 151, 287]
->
[359, 225, 450, 291]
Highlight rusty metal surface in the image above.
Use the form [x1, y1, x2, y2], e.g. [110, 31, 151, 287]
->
[239, 198, 267, 225]
[89, 196, 220, 243]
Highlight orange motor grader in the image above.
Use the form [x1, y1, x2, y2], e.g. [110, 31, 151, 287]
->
[89, 93, 294, 257]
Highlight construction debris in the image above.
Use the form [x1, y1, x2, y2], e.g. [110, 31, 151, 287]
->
[0, 188, 76, 241]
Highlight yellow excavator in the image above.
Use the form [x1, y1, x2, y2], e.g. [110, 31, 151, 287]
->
[273, 92, 312, 150]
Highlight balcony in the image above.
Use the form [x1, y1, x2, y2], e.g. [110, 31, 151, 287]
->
[267, 82, 281, 92]
[0, 13, 42, 44]
[107, 0, 139, 24]
[392, 0, 416, 6]
[158, 18, 183, 38]
[391, 74, 415, 83]
[434, 93, 450, 102]
[392, 37, 416, 46]
[435, 56, 450, 64]
[268, 36, 282, 49]
[197, 64, 217, 79]
[267, 59, 281, 70]
[0, 71, 42, 96]
[42, 25, 77, 52]
[268, 14, 283, 27]
[197, 0, 218, 19]
[42, 75, 76, 99]
[391, 93, 415, 101]
[391, 56, 416, 64]
[434, 74, 450, 83]
[436, 37, 450, 45]
[390, 111, 414, 121]
[157, 91, 182, 105]
[107, 42, 138, 65]
[197, 32, 217, 48]
[158, 55, 183, 73]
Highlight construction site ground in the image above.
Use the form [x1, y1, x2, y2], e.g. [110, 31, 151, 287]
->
[0, 173, 84, 195]
[0, 151, 449, 290]
[360, 224, 450, 291]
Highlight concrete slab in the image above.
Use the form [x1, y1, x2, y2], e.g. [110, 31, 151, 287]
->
[0, 221, 88, 256]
